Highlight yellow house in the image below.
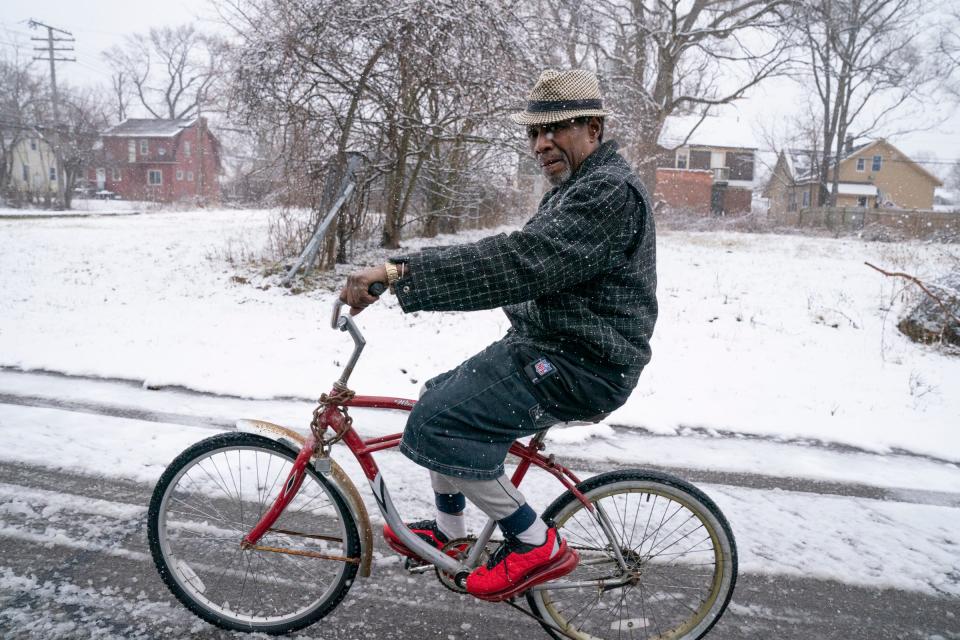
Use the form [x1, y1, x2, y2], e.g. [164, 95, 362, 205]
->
[7, 135, 59, 196]
[765, 139, 943, 215]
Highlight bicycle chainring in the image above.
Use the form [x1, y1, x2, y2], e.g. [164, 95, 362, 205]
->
[435, 536, 489, 594]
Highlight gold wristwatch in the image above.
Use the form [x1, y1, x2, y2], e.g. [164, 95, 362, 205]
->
[384, 262, 399, 292]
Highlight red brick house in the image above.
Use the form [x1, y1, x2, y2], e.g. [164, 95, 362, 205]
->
[88, 118, 221, 202]
[655, 143, 756, 215]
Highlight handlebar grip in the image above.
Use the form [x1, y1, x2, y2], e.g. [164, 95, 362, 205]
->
[368, 281, 387, 297]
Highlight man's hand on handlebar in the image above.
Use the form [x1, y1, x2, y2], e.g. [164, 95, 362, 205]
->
[340, 265, 388, 315]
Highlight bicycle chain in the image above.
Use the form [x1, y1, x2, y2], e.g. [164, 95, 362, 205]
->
[309, 387, 356, 453]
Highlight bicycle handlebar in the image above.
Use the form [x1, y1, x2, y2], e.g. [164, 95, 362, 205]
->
[329, 282, 388, 387]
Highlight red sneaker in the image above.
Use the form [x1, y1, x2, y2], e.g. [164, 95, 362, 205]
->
[466, 527, 578, 601]
[382, 519, 466, 561]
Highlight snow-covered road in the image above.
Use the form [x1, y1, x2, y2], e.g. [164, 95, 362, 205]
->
[1, 375, 958, 638]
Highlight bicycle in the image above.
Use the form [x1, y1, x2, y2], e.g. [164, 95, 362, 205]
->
[147, 292, 738, 639]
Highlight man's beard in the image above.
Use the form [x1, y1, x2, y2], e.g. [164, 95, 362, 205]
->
[545, 164, 572, 186]
[541, 153, 573, 186]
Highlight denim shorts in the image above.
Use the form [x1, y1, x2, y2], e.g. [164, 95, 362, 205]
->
[399, 338, 558, 480]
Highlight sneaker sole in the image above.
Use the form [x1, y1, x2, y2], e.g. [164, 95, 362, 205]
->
[469, 547, 580, 603]
[385, 536, 424, 560]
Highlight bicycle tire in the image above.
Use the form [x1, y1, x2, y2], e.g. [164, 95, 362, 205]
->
[147, 432, 360, 635]
[527, 469, 737, 640]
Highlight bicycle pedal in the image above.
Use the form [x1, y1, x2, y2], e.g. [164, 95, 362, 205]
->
[403, 557, 432, 573]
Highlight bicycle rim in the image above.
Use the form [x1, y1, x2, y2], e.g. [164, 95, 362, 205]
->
[151, 435, 358, 631]
[529, 472, 736, 640]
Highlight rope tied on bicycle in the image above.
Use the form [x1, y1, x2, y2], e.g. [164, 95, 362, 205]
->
[310, 387, 356, 453]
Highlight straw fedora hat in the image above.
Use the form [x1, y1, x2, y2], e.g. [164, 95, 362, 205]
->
[511, 69, 612, 126]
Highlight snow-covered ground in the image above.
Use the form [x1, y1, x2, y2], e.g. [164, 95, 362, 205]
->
[1, 208, 957, 458]
[1, 208, 959, 599]
[0, 199, 162, 218]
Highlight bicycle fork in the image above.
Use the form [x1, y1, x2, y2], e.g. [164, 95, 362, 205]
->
[238, 435, 360, 568]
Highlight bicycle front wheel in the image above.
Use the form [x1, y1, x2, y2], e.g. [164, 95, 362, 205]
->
[147, 432, 360, 635]
[528, 470, 737, 640]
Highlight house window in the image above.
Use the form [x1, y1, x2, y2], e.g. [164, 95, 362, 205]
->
[183, 141, 191, 157]
[857, 196, 868, 207]
[49, 167, 57, 181]
[22, 164, 29, 181]
[140, 140, 149, 155]
[159, 146, 167, 156]
[112, 168, 121, 181]
[187, 171, 194, 182]
[872, 155, 882, 171]
[787, 191, 797, 212]
[727, 152, 755, 181]
[148, 170, 162, 185]
[801, 191, 810, 207]
[689, 150, 712, 170]
[30, 139, 37, 151]
[856, 158, 865, 171]
[176, 170, 183, 181]
[128, 140, 136, 163]
[676, 152, 688, 169]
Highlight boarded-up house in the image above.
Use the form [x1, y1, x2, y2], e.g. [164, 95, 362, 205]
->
[655, 144, 756, 215]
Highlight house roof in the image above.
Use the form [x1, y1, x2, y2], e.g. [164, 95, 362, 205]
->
[782, 149, 815, 181]
[680, 143, 757, 153]
[101, 118, 198, 138]
[780, 139, 942, 186]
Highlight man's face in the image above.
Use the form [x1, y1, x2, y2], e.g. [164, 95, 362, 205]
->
[527, 118, 601, 186]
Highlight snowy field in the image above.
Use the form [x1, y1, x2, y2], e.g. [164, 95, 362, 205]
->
[1, 208, 959, 602]
[1, 208, 957, 458]
[0, 199, 162, 218]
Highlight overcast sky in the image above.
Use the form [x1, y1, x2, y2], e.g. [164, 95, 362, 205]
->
[2, 0, 958, 181]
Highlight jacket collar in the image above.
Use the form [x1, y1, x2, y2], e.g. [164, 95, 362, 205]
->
[543, 140, 620, 200]
[576, 140, 619, 178]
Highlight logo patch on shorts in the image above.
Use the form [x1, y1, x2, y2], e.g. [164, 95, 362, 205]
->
[534, 358, 554, 376]
[524, 356, 558, 384]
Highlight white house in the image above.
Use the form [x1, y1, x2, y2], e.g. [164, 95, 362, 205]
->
[7, 134, 59, 196]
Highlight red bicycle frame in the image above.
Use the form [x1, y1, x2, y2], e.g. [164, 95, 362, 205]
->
[243, 388, 593, 549]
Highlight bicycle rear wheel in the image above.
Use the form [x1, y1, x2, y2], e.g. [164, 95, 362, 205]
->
[528, 470, 737, 640]
[147, 432, 360, 635]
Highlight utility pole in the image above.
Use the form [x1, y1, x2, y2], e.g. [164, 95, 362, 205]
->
[30, 19, 75, 210]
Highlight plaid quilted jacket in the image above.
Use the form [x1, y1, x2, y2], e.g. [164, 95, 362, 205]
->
[393, 141, 657, 385]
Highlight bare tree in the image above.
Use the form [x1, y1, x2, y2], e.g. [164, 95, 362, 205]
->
[524, 0, 795, 186]
[103, 25, 221, 120]
[946, 161, 960, 194]
[221, 0, 528, 264]
[58, 87, 111, 208]
[790, 0, 936, 206]
[0, 48, 47, 201]
[108, 72, 131, 122]
[939, 6, 960, 100]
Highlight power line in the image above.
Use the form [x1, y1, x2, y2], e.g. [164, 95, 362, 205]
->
[659, 138, 960, 166]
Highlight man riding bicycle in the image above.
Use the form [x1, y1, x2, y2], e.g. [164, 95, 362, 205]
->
[340, 68, 658, 600]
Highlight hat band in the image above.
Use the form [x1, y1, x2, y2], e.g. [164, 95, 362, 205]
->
[526, 98, 603, 113]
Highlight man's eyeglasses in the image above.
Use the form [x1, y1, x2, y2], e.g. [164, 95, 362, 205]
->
[526, 119, 583, 142]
